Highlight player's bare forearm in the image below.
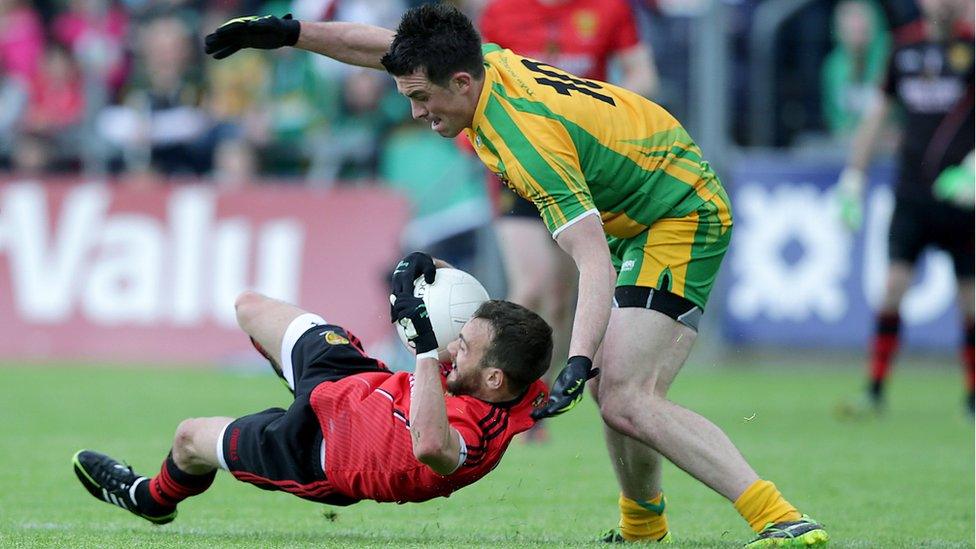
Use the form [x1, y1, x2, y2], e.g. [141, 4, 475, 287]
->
[295, 21, 394, 71]
[556, 214, 615, 359]
[567, 257, 614, 358]
[846, 94, 891, 173]
[409, 357, 461, 475]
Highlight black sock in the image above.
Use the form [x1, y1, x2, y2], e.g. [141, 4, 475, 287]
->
[868, 379, 884, 402]
[134, 477, 175, 516]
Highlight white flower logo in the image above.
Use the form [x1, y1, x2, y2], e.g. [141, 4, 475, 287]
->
[728, 182, 852, 321]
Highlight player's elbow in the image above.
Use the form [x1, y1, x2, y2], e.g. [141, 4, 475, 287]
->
[412, 442, 457, 476]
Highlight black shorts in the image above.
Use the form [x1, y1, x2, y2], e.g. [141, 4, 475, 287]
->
[499, 186, 540, 218]
[219, 315, 388, 505]
[614, 285, 703, 331]
[888, 195, 974, 278]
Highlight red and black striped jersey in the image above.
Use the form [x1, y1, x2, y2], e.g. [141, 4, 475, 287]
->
[309, 370, 548, 503]
[883, 20, 974, 194]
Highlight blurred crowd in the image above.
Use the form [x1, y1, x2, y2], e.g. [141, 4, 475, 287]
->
[0, 0, 971, 200]
[0, 0, 419, 183]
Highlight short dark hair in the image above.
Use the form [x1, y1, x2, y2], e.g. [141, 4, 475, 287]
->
[380, 3, 484, 87]
[473, 300, 552, 395]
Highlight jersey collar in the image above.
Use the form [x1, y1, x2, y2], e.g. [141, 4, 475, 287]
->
[468, 59, 498, 135]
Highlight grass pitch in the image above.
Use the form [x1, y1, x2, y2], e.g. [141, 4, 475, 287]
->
[0, 357, 972, 548]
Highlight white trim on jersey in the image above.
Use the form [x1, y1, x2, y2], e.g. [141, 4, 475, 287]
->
[320, 437, 327, 471]
[448, 429, 467, 474]
[551, 208, 601, 240]
[280, 313, 328, 391]
[216, 422, 230, 471]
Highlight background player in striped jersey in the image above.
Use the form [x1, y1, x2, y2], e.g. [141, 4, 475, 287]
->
[72, 261, 552, 523]
[202, 5, 828, 546]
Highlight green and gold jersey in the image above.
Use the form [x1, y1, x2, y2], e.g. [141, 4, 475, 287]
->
[464, 44, 728, 239]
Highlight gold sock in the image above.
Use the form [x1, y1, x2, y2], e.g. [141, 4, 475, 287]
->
[619, 492, 669, 542]
[733, 479, 801, 532]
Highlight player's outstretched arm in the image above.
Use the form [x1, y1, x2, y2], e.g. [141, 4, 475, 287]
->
[295, 21, 395, 71]
[205, 15, 394, 70]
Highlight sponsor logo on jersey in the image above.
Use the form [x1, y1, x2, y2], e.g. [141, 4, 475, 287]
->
[896, 49, 922, 72]
[948, 42, 972, 73]
[621, 259, 636, 272]
[572, 10, 598, 41]
[323, 330, 350, 345]
[897, 77, 963, 113]
[228, 427, 241, 462]
[531, 390, 546, 408]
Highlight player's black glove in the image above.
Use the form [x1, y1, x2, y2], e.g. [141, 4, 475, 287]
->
[390, 294, 438, 354]
[391, 251, 436, 295]
[204, 14, 300, 60]
[531, 356, 599, 420]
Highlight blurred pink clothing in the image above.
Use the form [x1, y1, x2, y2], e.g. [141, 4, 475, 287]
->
[0, 6, 45, 81]
[53, 8, 130, 91]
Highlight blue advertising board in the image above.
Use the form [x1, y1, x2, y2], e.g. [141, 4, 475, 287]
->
[721, 155, 962, 349]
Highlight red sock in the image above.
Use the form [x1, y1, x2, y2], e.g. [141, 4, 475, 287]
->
[963, 318, 974, 393]
[869, 312, 900, 398]
[146, 452, 216, 509]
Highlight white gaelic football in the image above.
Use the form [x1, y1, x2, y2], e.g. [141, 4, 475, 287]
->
[395, 268, 490, 352]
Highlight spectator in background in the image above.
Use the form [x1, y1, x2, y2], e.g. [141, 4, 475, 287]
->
[475, 0, 658, 442]
[289, 0, 407, 183]
[258, 43, 340, 178]
[8, 132, 53, 176]
[212, 138, 258, 189]
[0, 0, 45, 166]
[379, 117, 491, 274]
[821, 0, 890, 138]
[479, 0, 658, 97]
[0, 0, 45, 84]
[23, 44, 86, 171]
[0, 74, 29, 163]
[52, 0, 130, 99]
[138, 15, 212, 175]
[101, 15, 213, 176]
[311, 68, 400, 183]
[835, 0, 974, 417]
[202, 7, 269, 184]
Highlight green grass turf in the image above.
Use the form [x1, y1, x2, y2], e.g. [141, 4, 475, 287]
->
[0, 358, 972, 548]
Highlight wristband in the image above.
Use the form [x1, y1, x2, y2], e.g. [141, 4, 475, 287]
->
[416, 349, 440, 362]
[282, 16, 301, 46]
[567, 355, 593, 370]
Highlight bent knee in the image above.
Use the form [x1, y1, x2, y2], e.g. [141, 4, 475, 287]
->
[173, 419, 198, 452]
[235, 291, 267, 330]
[599, 395, 631, 429]
[598, 390, 663, 436]
[172, 418, 214, 463]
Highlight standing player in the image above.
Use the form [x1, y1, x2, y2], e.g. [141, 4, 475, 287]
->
[72, 281, 552, 521]
[835, 0, 974, 416]
[203, 6, 828, 546]
[477, 0, 658, 444]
